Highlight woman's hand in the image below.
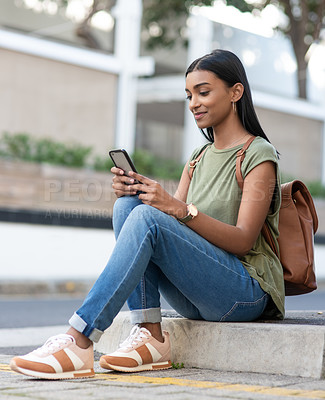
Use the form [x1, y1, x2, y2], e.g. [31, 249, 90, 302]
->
[111, 168, 188, 218]
[128, 171, 187, 217]
[111, 167, 139, 198]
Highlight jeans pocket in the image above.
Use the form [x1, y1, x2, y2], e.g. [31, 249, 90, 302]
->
[220, 293, 269, 322]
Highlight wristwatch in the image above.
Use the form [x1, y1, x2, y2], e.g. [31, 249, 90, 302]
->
[178, 203, 198, 223]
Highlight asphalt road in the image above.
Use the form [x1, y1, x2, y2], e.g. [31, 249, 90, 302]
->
[0, 290, 324, 329]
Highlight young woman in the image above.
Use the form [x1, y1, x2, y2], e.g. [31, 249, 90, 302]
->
[10, 49, 285, 379]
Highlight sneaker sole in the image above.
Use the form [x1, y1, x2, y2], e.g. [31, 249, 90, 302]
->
[10, 361, 95, 380]
[99, 358, 172, 373]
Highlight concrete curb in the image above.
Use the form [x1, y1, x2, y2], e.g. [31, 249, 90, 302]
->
[94, 312, 325, 380]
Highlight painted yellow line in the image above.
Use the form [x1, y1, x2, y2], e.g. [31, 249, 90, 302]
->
[94, 373, 325, 399]
[0, 363, 11, 372]
[1, 364, 324, 399]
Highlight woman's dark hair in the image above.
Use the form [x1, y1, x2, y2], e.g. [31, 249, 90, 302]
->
[185, 49, 273, 145]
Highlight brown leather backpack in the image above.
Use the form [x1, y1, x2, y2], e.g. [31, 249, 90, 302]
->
[189, 137, 318, 296]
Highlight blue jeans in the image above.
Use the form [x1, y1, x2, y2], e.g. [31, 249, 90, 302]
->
[69, 196, 269, 342]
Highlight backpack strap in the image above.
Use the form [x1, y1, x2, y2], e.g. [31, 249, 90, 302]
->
[235, 136, 256, 191]
[235, 136, 280, 258]
[188, 144, 210, 180]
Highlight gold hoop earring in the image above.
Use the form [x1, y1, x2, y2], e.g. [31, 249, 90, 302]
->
[232, 101, 237, 114]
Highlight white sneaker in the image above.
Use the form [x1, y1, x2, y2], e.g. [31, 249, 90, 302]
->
[10, 334, 95, 380]
[99, 326, 172, 372]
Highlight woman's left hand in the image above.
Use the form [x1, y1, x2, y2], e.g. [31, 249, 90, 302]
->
[128, 171, 183, 216]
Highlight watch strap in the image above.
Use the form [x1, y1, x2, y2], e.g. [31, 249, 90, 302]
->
[178, 211, 193, 223]
[178, 203, 196, 223]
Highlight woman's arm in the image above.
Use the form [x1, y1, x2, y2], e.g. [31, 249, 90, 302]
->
[184, 161, 276, 256]
[173, 162, 191, 202]
[111, 160, 191, 201]
[129, 160, 276, 257]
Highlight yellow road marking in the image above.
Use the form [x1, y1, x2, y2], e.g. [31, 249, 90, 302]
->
[0, 363, 11, 372]
[94, 373, 325, 398]
[1, 363, 325, 399]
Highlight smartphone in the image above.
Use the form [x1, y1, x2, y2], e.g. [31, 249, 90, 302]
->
[109, 149, 140, 184]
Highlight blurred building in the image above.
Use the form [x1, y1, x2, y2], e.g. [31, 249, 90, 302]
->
[138, 13, 325, 183]
[0, 0, 153, 157]
[0, 0, 324, 183]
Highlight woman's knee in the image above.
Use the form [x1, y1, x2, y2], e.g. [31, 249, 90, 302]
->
[113, 196, 141, 220]
[129, 204, 167, 226]
[113, 196, 143, 234]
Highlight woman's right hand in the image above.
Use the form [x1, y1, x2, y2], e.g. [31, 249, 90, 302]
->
[111, 167, 138, 198]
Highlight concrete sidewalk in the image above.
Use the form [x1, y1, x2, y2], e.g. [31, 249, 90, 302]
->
[94, 311, 325, 380]
[0, 310, 324, 380]
[1, 353, 325, 400]
[1, 221, 325, 397]
[1, 310, 325, 400]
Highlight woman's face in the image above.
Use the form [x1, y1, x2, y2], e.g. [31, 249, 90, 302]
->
[185, 69, 233, 131]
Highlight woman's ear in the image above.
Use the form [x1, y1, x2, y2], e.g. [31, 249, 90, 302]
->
[231, 83, 244, 102]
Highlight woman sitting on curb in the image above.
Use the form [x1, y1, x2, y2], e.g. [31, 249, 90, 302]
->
[10, 49, 284, 379]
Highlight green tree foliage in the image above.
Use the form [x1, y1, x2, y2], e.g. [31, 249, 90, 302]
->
[16, 0, 213, 50]
[142, 0, 214, 49]
[15, 1, 324, 98]
[225, 0, 325, 99]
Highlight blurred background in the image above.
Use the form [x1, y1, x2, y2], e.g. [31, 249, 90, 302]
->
[0, 0, 324, 325]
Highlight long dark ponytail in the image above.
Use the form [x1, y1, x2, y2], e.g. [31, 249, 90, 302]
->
[185, 49, 273, 146]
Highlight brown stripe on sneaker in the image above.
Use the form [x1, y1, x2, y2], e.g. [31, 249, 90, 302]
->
[14, 358, 56, 373]
[101, 356, 138, 368]
[53, 350, 75, 372]
[136, 344, 153, 365]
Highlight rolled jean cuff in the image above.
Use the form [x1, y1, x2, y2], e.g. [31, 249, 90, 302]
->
[130, 307, 162, 324]
[69, 312, 104, 343]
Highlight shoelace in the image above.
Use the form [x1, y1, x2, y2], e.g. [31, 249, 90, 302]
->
[119, 326, 150, 350]
[34, 334, 75, 356]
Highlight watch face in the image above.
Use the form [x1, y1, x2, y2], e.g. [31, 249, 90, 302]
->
[188, 203, 198, 217]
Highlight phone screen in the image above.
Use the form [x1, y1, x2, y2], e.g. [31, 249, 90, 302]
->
[109, 149, 137, 176]
[109, 149, 142, 187]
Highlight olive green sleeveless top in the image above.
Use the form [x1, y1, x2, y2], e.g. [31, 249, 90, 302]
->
[187, 136, 285, 319]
